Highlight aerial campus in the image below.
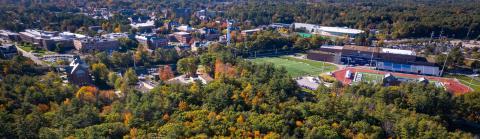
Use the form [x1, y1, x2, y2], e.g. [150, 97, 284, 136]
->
[0, 0, 480, 138]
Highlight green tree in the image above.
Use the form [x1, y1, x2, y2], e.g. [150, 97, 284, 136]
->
[177, 57, 198, 77]
[124, 68, 138, 86]
[91, 63, 109, 87]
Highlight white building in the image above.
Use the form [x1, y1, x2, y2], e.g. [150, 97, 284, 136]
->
[176, 25, 195, 32]
[292, 23, 364, 38]
[381, 48, 416, 56]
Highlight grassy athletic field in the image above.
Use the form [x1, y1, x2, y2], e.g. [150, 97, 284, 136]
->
[250, 56, 337, 77]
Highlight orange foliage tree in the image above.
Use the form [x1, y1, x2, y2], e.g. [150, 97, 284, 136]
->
[214, 59, 236, 78]
[159, 65, 175, 81]
[124, 112, 133, 126]
[76, 86, 98, 103]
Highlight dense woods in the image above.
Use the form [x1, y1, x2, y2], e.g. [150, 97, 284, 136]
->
[1, 50, 480, 138]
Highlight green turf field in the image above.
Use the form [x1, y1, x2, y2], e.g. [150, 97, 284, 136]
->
[358, 72, 384, 83]
[356, 72, 439, 85]
[250, 56, 337, 77]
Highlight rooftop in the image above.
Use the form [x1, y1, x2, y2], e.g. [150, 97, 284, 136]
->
[319, 26, 364, 34]
[382, 48, 415, 56]
[130, 20, 155, 28]
[173, 32, 190, 35]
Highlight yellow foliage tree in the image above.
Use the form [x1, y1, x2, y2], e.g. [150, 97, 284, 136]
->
[263, 132, 281, 139]
[189, 83, 200, 94]
[237, 115, 245, 124]
[130, 128, 138, 139]
[254, 130, 261, 138]
[207, 112, 217, 120]
[76, 86, 98, 103]
[63, 98, 71, 105]
[114, 24, 121, 33]
[124, 112, 133, 126]
[178, 101, 189, 111]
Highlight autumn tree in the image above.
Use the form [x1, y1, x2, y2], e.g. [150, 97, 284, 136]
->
[76, 86, 99, 103]
[158, 65, 174, 81]
[214, 59, 236, 78]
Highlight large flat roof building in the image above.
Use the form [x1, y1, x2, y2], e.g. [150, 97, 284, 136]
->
[73, 37, 120, 52]
[293, 23, 364, 38]
[308, 45, 439, 76]
[19, 29, 84, 50]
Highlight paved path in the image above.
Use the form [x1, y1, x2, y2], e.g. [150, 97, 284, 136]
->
[15, 45, 46, 66]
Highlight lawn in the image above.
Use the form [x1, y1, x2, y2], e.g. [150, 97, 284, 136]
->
[446, 74, 480, 92]
[18, 45, 33, 52]
[18, 44, 46, 54]
[249, 56, 337, 77]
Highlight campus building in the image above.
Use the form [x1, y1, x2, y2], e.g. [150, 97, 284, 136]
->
[0, 30, 20, 42]
[66, 56, 93, 86]
[19, 30, 85, 50]
[73, 37, 120, 52]
[307, 45, 440, 76]
[292, 23, 364, 38]
[135, 34, 169, 50]
[169, 32, 192, 44]
[0, 44, 18, 59]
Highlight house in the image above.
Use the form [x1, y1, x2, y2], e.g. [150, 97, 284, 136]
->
[0, 44, 18, 59]
[66, 57, 93, 86]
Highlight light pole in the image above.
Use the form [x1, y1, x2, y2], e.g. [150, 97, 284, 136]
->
[440, 51, 450, 76]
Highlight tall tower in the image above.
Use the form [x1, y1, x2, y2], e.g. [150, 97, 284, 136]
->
[226, 20, 232, 47]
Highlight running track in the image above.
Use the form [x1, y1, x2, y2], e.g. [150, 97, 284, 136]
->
[332, 67, 472, 95]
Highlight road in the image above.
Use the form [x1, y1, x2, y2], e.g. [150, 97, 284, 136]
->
[15, 45, 46, 66]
